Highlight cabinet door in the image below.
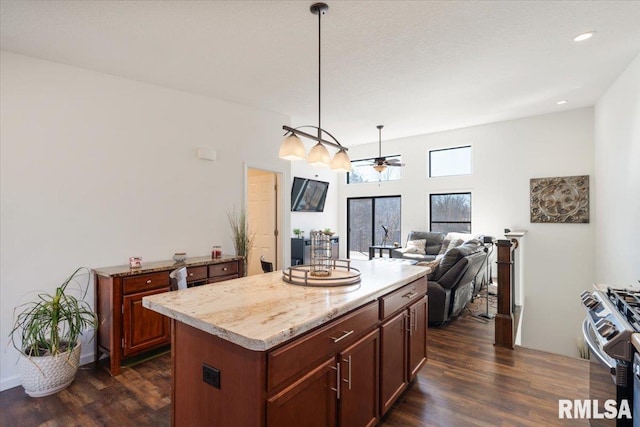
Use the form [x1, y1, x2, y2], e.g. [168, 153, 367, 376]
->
[339, 329, 379, 427]
[122, 288, 171, 357]
[267, 357, 337, 427]
[407, 295, 428, 381]
[379, 311, 407, 416]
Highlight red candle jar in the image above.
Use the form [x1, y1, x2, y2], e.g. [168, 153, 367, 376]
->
[212, 246, 222, 259]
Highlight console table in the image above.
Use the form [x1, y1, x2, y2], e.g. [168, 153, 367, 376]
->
[94, 255, 244, 375]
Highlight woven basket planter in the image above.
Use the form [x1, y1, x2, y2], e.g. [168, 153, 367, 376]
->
[18, 342, 81, 397]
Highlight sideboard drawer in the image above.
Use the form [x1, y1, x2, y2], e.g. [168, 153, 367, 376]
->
[267, 301, 378, 392]
[209, 261, 239, 278]
[123, 272, 170, 295]
[186, 266, 208, 282]
[379, 276, 428, 319]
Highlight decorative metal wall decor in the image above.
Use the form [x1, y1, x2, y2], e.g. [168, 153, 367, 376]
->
[530, 175, 589, 223]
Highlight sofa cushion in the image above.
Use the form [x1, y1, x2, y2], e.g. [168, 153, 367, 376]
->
[407, 231, 445, 255]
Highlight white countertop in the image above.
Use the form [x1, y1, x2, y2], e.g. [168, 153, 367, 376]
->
[142, 259, 429, 351]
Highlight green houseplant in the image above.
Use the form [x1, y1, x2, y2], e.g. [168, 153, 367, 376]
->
[10, 267, 97, 397]
[227, 208, 255, 276]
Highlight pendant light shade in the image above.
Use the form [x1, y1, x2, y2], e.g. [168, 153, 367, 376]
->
[278, 133, 306, 160]
[307, 142, 331, 167]
[331, 149, 352, 172]
[278, 3, 351, 173]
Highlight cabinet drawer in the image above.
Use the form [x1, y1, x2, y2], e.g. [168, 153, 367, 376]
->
[379, 277, 427, 319]
[186, 266, 207, 282]
[209, 261, 239, 278]
[268, 301, 378, 392]
[123, 272, 170, 295]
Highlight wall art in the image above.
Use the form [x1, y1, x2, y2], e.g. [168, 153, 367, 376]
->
[530, 175, 589, 223]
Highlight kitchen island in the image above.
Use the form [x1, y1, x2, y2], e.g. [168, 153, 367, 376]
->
[143, 259, 430, 427]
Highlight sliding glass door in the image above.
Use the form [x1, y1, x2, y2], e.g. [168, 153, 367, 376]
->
[347, 196, 401, 260]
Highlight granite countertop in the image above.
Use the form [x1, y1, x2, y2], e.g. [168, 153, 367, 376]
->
[143, 259, 430, 351]
[94, 255, 243, 277]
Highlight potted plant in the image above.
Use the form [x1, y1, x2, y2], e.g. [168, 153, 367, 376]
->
[227, 207, 255, 276]
[9, 267, 97, 397]
[293, 228, 302, 239]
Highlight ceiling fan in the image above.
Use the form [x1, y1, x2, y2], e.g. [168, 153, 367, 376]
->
[371, 125, 405, 173]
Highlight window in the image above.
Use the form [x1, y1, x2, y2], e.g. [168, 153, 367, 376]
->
[429, 193, 471, 233]
[347, 196, 401, 259]
[347, 156, 402, 183]
[429, 146, 472, 177]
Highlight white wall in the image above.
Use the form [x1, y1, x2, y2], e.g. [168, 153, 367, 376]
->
[339, 108, 595, 357]
[0, 51, 291, 390]
[594, 54, 640, 287]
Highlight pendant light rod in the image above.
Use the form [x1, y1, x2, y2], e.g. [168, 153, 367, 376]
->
[311, 3, 328, 140]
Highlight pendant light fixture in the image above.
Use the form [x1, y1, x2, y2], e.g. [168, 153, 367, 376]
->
[278, 3, 351, 172]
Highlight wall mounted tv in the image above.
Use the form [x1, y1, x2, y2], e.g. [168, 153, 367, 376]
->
[291, 177, 329, 212]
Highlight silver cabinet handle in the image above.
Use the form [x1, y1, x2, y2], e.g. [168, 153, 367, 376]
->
[342, 355, 352, 390]
[146, 280, 152, 284]
[188, 273, 194, 277]
[330, 362, 341, 399]
[411, 308, 417, 334]
[403, 291, 418, 299]
[330, 330, 354, 343]
[404, 313, 411, 333]
[223, 267, 228, 271]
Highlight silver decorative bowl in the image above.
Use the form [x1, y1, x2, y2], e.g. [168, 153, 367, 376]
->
[173, 252, 187, 263]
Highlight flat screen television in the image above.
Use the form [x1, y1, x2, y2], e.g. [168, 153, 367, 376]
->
[291, 177, 329, 212]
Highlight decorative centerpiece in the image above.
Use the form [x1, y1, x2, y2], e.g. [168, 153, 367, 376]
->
[310, 230, 332, 277]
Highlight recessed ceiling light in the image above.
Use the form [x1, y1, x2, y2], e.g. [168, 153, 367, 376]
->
[557, 100, 568, 105]
[574, 31, 596, 42]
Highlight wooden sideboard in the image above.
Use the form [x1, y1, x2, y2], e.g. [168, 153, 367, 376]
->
[94, 255, 244, 376]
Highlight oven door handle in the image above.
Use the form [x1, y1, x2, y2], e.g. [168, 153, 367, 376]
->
[582, 318, 616, 374]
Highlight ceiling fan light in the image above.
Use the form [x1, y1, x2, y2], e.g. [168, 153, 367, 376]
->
[278, 134, 306, 160]
[307, 142, 331, 167]
[373, 164, 387, 173]
[330, 149, 351, 172]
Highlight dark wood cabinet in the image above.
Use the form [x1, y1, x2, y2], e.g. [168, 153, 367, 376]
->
[95, 256, 244, 375]
[267, 357, 338, 427]
[338, 329, 379, 427]
[379, 310, 408, 415]
[122, 287, 171, 356]
[408, 295, 428, 381]
[379, 278, 428, 417]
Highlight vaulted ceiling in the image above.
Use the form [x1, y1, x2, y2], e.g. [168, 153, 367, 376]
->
[2, 1, 639, 145]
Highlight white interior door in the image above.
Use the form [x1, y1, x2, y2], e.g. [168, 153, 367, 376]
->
[247, 168, 277, 276]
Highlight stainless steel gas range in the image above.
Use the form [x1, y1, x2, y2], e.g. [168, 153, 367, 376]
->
[581, 287, 639, 427]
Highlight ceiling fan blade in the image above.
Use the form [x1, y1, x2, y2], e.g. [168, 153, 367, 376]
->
[385, 158, 401, 164]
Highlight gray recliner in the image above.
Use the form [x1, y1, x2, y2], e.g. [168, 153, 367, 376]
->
[427, 242, 487, 324]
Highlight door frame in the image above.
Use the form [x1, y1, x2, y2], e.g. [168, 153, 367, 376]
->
[244, 163, 286, 271]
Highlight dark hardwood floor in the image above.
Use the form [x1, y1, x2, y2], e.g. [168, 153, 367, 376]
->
[1, 295, 588, 426]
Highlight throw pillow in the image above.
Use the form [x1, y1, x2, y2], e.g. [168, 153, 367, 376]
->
[403, 239, 426, 254]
